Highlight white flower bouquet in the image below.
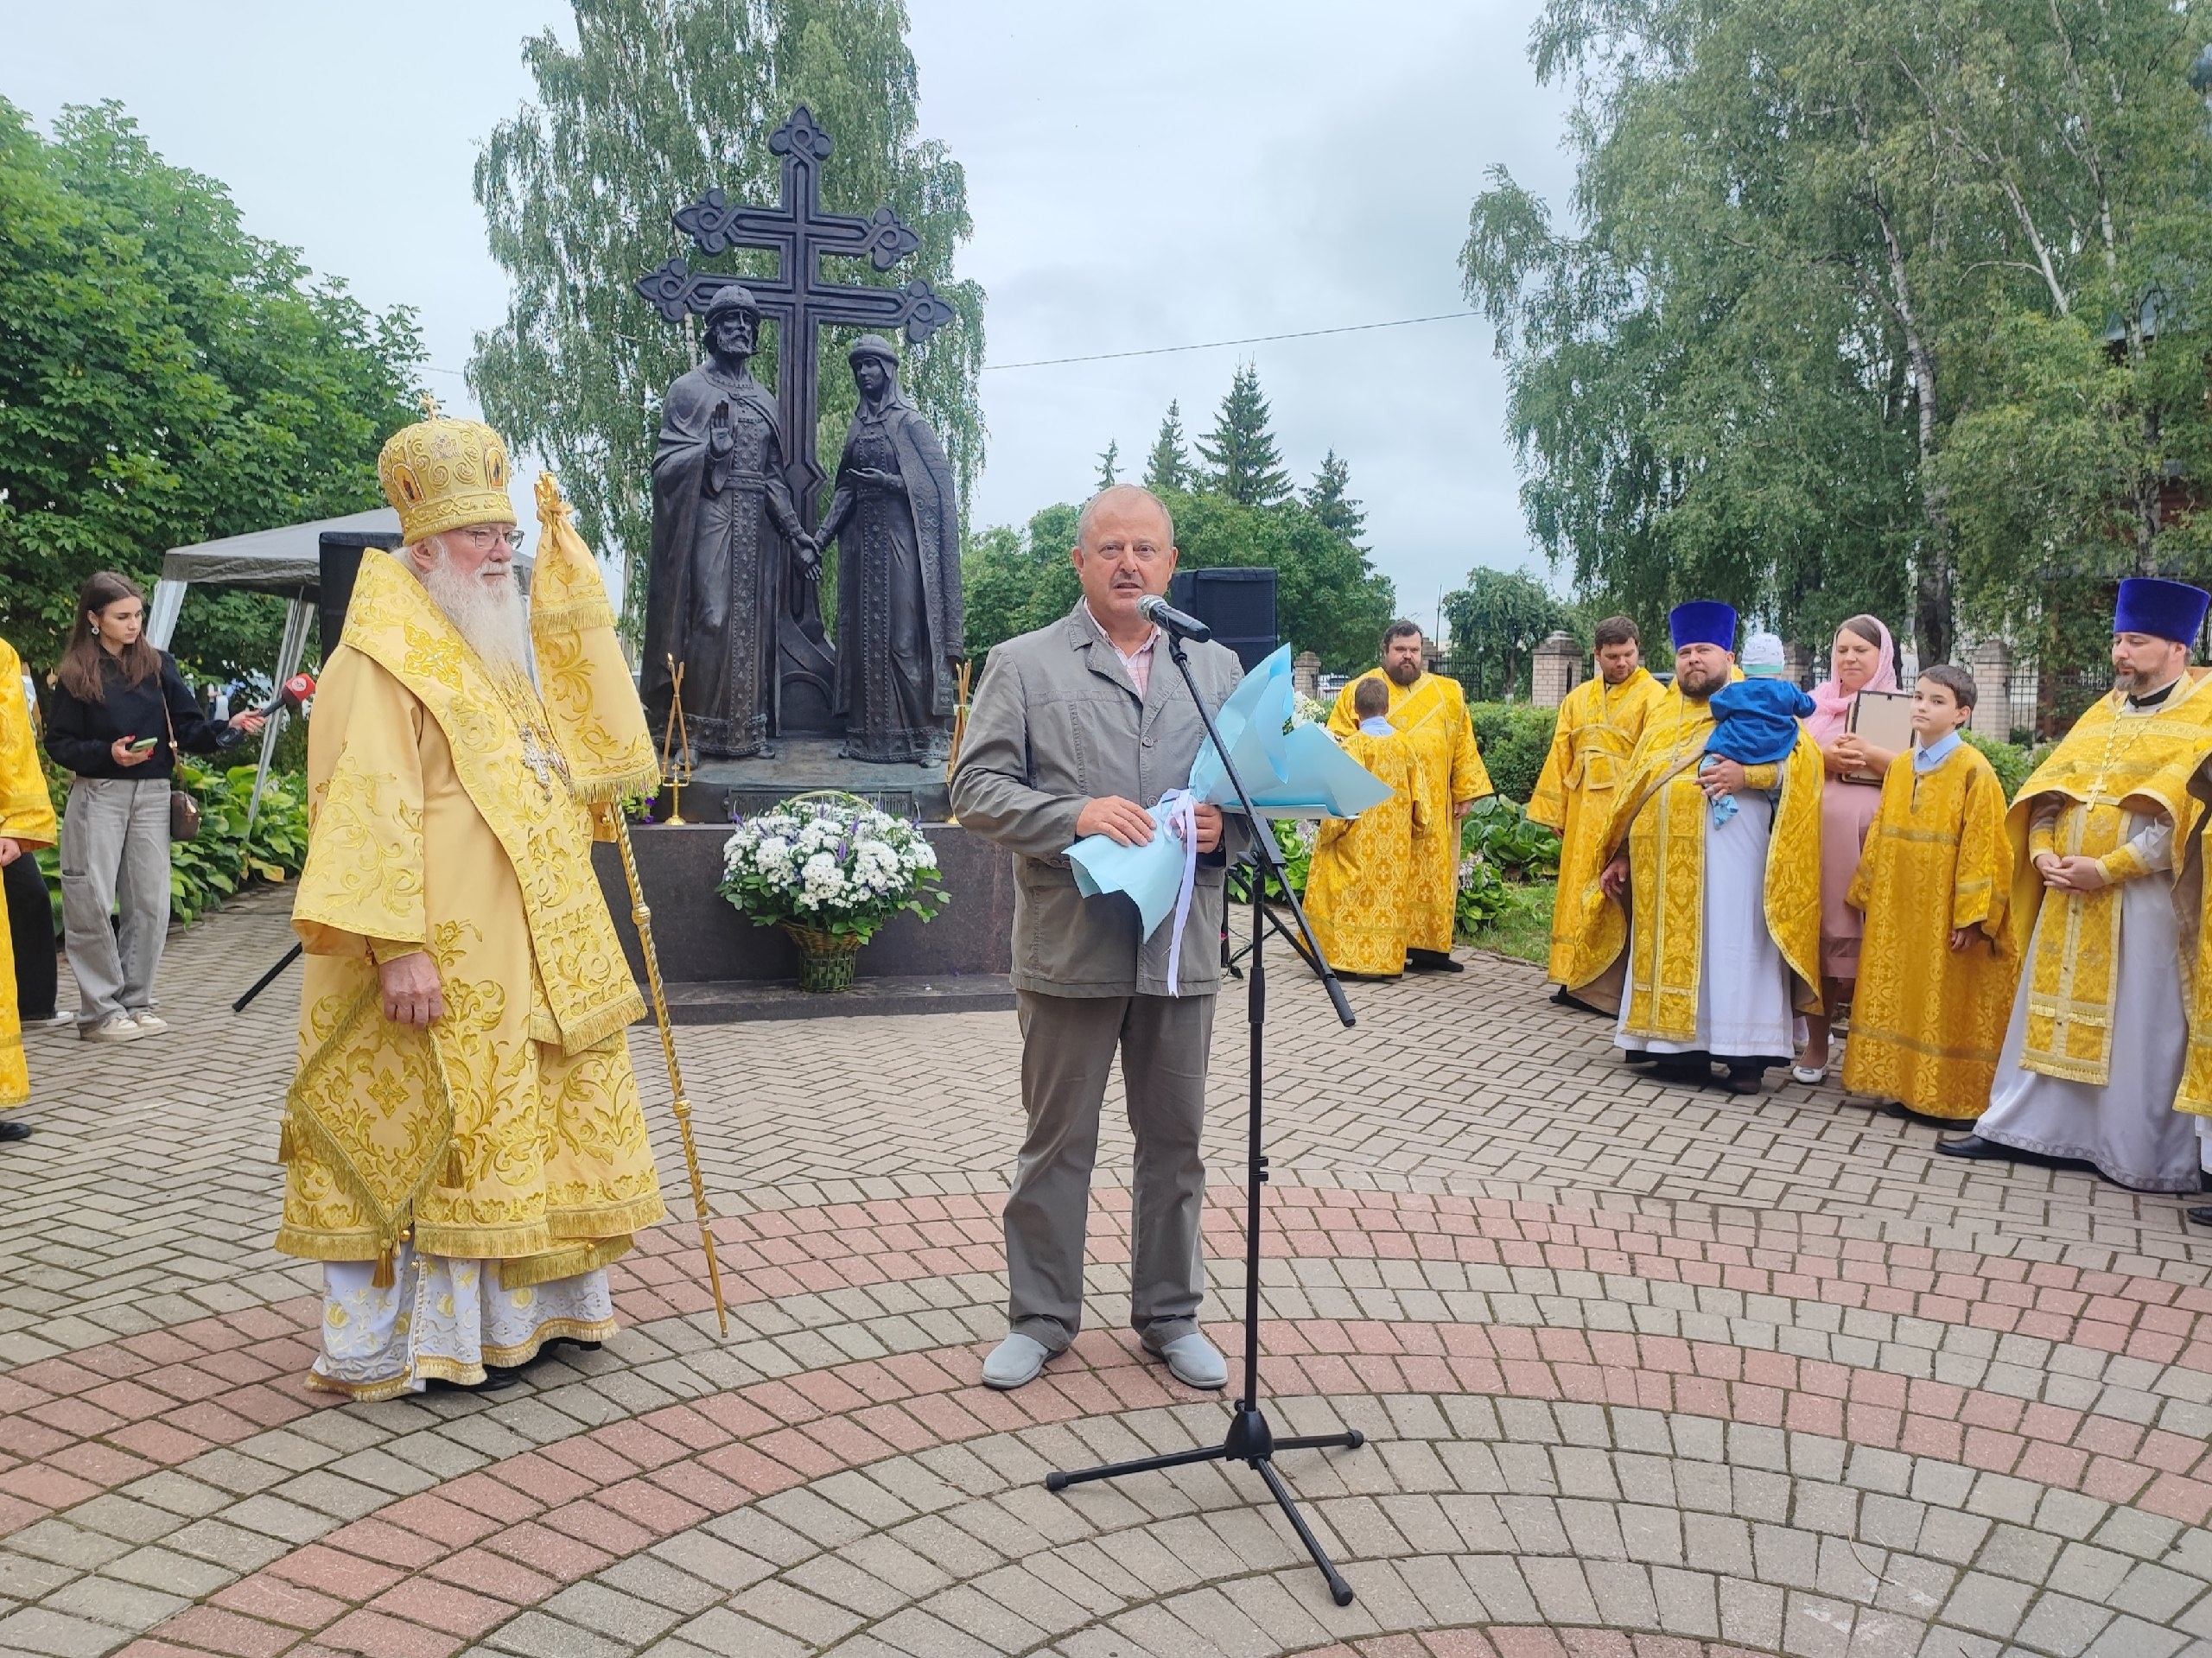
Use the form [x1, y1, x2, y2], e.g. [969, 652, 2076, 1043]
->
[719, 793, 947, 968]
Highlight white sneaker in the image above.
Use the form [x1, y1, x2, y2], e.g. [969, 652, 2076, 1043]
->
[125, 1012, 168, 1035]
[981, 1333, 1052, 1390]
[1155, 1331, 1229, 1390]
[80, 1014, 142, 1044]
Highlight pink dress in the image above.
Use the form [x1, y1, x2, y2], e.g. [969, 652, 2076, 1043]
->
[1803, 619, 1899, 984]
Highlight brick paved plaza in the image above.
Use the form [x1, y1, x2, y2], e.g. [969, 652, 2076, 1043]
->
[3, 891, 2212, 1656]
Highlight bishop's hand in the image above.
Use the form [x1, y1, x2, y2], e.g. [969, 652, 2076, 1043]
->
[708, 400, 734, 458]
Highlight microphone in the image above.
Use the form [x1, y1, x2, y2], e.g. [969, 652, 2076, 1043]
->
[253, 673, 316, 719]
[1136, 594, 1211, 642]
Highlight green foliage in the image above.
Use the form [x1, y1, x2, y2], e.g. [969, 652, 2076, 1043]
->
[1162, 489, 1395, 674]
[471, 0, 987, 632]
[1095, 440, 1120, 492]
[1459, 0, 2212, 664]
[1459, 797, 1561, 880]
[1229, 818, 1315, 903]
[0, 99, 422, 682]
[1465, 702, 1559, 807]
[960, 508, 1083, 671]
[1194, 364, 1292, 507]
[1142, 402, 1190, 494]
[1442, 569, 1568, 702]
[1302, 451, 1365, 544]
[162, 762, 310, 925]
[1459, 875, 1556, 962]
[1961, 731, 2035, 803]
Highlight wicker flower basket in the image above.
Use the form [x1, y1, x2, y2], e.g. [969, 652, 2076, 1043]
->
[781, 923, 862, 994]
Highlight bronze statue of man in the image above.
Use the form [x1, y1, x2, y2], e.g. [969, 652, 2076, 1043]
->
[816, 334, 963, 763]
[641, 283, 817, 759]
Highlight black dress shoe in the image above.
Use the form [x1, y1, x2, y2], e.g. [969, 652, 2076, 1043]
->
[1934, 1134, 2013, 1159]
[2188, 1206, 2212, 1227]
[1407, 950, 1465, 973]
[0, 1121, 29, 1142]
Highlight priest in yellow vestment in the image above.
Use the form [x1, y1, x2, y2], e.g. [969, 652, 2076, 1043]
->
[1327, 621, 1492, 970]
[1306, 675, 1425, 976]
[1587, 601, 1822, 1095]
[1942, 578, 2212, 1192]
[1840, 666, 2017, 1121]
[1527, 615, 1662, 1012]
[0, 636, 57, 1136]
[278, 411, 664, 1399]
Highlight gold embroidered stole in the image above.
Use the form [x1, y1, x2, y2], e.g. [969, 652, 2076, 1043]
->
[1563, 671, 1655, 793]
[2007, 671, 2212, 1085]
[338, 555, 643, 1055]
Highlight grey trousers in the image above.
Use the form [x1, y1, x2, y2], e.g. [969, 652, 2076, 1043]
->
[59, 778, 172, 1028]
[1006, 989, 1215, 1353]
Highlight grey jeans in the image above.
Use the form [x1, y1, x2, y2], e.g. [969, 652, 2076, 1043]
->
[1005, 989, 1215, 1353]
[60, 777, 172, 1027]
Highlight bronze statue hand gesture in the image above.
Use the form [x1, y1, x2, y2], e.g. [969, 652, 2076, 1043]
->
[791, 535, 823, 583]
[708, 400, 734, 458]
[848, 466, 901, 491]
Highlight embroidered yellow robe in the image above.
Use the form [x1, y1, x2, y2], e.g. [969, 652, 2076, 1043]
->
[0, 638, 57, 1108]
[1576, 685, 1823, 1041]
[1328, 671, 1493, 952]
[1840, 745, 2016, 1118]
[1305, 728, 1425, 975]
[277, 553, 663, 1280]
[2005, 671, 2212, 1092]
[1528, 668, 1663, 986]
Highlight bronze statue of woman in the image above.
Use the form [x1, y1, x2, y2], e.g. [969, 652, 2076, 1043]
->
[816, 335, 963, 763]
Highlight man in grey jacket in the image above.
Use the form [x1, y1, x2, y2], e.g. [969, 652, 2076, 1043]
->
[950, 485, 1245, 1392]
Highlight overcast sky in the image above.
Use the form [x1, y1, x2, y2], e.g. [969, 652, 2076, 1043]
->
[5, 0, 1574, 638]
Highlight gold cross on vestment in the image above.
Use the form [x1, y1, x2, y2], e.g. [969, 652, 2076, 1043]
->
[517, 721, 569, 798]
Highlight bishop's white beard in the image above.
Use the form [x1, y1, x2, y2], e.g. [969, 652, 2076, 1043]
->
[414, 543, 532, 677]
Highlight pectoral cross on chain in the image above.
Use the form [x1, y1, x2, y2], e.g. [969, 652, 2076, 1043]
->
[519, 722, 574, 800]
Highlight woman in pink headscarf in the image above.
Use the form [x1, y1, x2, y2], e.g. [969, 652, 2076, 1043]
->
[1795, 615, 1903, 1082]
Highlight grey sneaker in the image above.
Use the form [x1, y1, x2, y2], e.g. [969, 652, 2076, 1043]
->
[980, 1333, 1052, 1390]
[125, 1012, 168, 1035]
[1154, 1331, 1228, 1390]
[81, 1014, 142, 1044]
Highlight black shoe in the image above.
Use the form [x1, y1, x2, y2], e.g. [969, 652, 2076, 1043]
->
[0, 1121, 28, 1142]
[1407, 950, 1465, 974]
[1934, 1134, 2013, 1160]
[1723, 1065, 1765, 1095]
[2188, 1206, 2212, 1227]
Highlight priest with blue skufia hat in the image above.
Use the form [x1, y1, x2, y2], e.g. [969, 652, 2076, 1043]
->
[1571, 600, 1826, 1094]
[1941, 575, 2212, 1203]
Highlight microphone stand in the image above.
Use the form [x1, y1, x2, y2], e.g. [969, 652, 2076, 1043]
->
[1044, 626, 1368, 1607]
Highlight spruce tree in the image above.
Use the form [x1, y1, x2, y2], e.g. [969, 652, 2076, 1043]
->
[1303, 449, 1366, 543]
[1142, 400, 1188, 493]
[1095, 439, 1119, 491]
[1196, 364, 1292, 505]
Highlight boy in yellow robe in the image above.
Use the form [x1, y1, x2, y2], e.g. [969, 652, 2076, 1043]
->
[1528, 615, 1662, 1012]
[1306, 676, 1426, 977]
[279, 411, 664, 1399]
[1840, 665, 2016, 1121]
[0, 635, 57, 1136]
[1327, 621, 1492, 970]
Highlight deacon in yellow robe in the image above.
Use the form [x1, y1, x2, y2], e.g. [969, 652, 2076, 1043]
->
[1327, 623, 1492, 969]
[1527, 618, 1662, 1009]
[279, 412, 664, 1399]
[1306, 677, 1426, 976]
[1943, 579, 2212, 1193]
[1586, 602, 1822, 1094]
[1840, 669, 2016, 1121]
[0, 636, 57, 1127]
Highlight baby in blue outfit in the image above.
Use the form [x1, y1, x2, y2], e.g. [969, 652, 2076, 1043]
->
[1701, 632, 1812, 823]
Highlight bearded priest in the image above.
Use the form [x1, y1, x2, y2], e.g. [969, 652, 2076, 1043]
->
[1587, 601, 1823, 1095]
[276, 410, 664, 1399]
[1942, 578, 2212, 1193]
[1326, 620, 1493, 971]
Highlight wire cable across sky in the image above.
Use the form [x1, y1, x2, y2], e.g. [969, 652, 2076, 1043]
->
[978, 309, 1481, 372]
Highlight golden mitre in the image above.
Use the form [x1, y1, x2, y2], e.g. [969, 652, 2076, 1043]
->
[376, 403, 517, 543]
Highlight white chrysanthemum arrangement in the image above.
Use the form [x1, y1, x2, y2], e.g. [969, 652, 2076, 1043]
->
[719, 797, 946, 941]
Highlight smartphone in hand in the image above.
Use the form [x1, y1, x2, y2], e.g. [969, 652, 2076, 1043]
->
[126, 736, 159, 753]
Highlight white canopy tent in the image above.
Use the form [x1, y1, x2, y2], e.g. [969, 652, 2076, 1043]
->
[149, 508, 531, 826]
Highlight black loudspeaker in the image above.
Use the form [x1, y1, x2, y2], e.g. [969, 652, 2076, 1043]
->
[1168, 567, 1277, 671]
[318, 531, 402, 652]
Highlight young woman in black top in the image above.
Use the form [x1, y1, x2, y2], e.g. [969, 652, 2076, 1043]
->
[43, 572, 263, 1041]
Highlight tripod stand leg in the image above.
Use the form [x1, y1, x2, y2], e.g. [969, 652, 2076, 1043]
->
[1274, 1428, 1365, 1453]
[1254, 1457, 1354, 1606]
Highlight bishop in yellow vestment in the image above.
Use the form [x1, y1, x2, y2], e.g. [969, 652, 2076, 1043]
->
[1327, 625, 1492, 968]
[1942, 579, 2212, 1192]
[0, 636, 57, 1128]
[1840, 686, 2016, 1121]
[1527, 620, 1662, 1007]
[1585, 602, 1822, 1093]
[1306, 682, 1426, 976]
[279, 413, 664, 1398]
